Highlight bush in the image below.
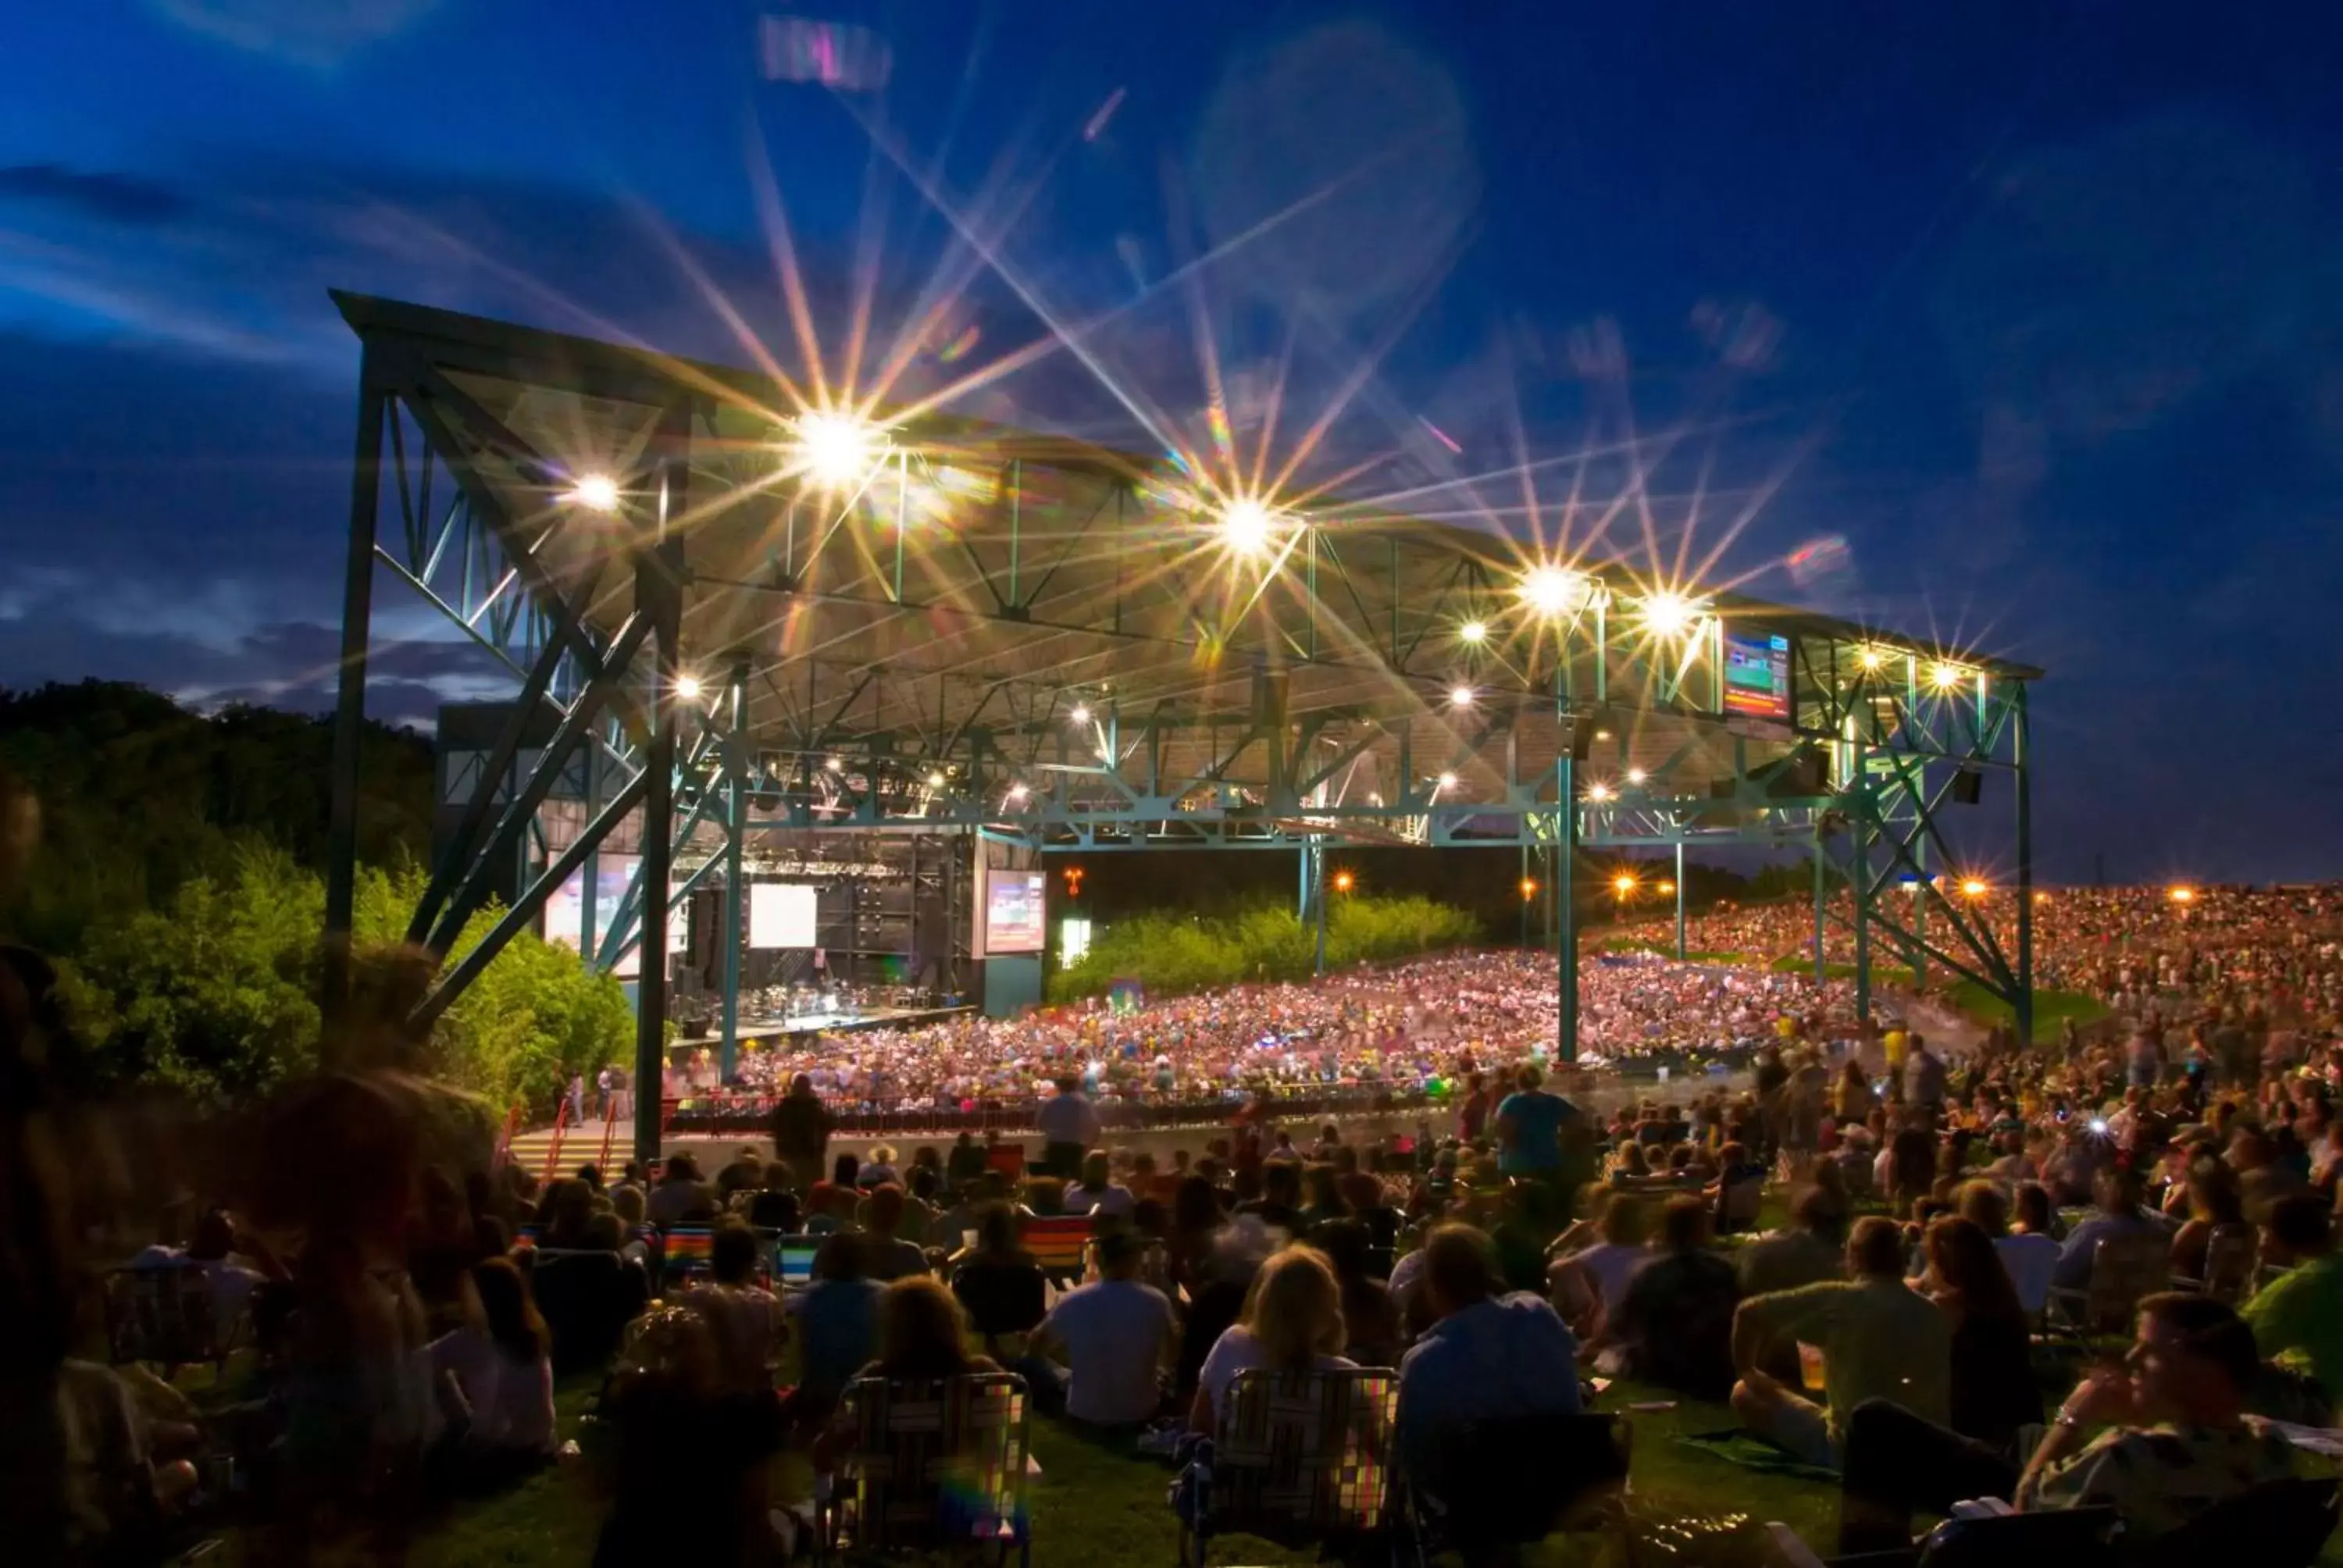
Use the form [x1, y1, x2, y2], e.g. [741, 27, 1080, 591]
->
[1046, 893, 1478, 1003]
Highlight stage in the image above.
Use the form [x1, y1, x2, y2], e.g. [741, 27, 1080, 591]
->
[722, 1000, 977, 1047]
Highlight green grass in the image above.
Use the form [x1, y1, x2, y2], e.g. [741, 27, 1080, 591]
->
[1767, 954, 1920, 987]
[1948, 981, 2110, 1043]
[1599, 939, 1762, 965]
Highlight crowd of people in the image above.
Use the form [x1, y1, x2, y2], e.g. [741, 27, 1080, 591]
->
[13, 881, 2343, 1565]
[703, 947, 1853, 1114]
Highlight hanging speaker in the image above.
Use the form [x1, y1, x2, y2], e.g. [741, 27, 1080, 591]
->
[1952, 767, 1982, 806]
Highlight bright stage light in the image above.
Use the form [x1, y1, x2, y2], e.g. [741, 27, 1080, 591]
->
[925, 770, 946, 789]
[1858, 647, 1886, 672]
[1613, 873, 1638, 895]
[1458, 619, 1488, 645]
[565, 472, 621, 512]
[1436, 772, 1458, 789]
[794, 412, 882, 490]
[1448, 684, 1475, 709]
[1218, 497, 1278, 555]
[1960, 878, 1988, 898]
[1642, 590, 1701, 637]
[825, 755, 843, 772]
[1068, 703, 1091, 725]
[672, 674, 704, 703]
[1586, 782, 1613, 802]
[1931, 661, 1964, 690]
[1626, 768, 1646, 784]
[1518, 565, 1589, 616]
[2168, 884, 2196, 904]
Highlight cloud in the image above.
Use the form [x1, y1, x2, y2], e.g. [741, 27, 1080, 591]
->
[0, 166, 191, 226]
[150, 0, 447, 68]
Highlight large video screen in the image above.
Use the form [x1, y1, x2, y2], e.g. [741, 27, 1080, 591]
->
[748, 883, 818, 950]
[1722, 629, 1793, 722]
[979, 869, 1047, 955]
[543, 853, 683, 978]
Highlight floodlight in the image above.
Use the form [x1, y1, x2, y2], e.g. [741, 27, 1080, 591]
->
[1068, 703, 1091, 725]
[1518, 565, 1589, 616]
[1448, 684, 1475, 709]
[1657, 880, 1675, 895]
[1458, 619, 1488, 645]
[825, 756, 843, 772]
[1641, 590, 1700, 637]
[1586, 782, 1613, 802]
[794, 411, 881, 490]
[1931, 662, 1964, 690]
[1332, 870, 1355, 893]
[565, 472, 621, 512]
[2168, 885, 2196, 904]
[1520, 878, 1538, 900]
[1218, 497, 1278, 554]
[1007, 782, 1029, 803]
[1626, 768, 1647, 784]
[1613, 873, 1637, 895]
[672, 674, 704, 703]
[1857, 647, 1886, 672]
[1436, 772, 1458, 789]
[925, 770, 946, 789]
[1960, 878, 1988, 898]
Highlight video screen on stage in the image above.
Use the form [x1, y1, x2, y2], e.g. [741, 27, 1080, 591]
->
[1721, 628, 1793, 722]
[748, 882, 818, 950]
[542, 853, 683, 978]
[979, 869, 1047, 954]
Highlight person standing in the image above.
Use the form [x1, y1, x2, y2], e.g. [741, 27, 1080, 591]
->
[1037, 1078, 1100, 1181]
[769, 1074, 836, 1194]
[565, 1073, 587, 1128]
[1492, 1064, 1577, 1181]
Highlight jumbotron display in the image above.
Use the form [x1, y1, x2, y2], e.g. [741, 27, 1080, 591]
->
[978, 869, 1047, 954]
[1722, 628, 1793, 722]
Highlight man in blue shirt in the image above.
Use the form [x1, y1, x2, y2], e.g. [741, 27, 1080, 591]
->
[1494, 1064, 1578, 1177]
[1396, 1225, 1582, 1502]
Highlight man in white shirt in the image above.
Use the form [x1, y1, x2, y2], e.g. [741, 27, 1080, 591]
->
[1030, 1231, 1176, 1426]
[1036, 1078, 1100, 1179]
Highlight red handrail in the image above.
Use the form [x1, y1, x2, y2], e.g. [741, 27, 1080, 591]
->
[596, 1099, 619, 1172]
[540, 1096, 570, 1184]
[492, 1100, 522, 1171]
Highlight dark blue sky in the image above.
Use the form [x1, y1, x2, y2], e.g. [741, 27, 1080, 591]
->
[2, 1, 2340, 882]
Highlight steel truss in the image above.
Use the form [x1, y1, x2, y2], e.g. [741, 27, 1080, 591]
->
[320, 296, 2042, 1157]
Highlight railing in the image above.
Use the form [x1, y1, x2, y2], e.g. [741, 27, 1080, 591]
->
[540, 1097, 570, 1183]
[596, 1100, 620, 1171]
[492, 1099, 522, 1171]
[655, 1082, 1437, 1139]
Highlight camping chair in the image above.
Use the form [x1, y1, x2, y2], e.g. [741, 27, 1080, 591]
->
[2136, 1475, 2340, 1568]
[2186, 1224, 2259, 1306]
[2043, 1232, 2167, 1339]
[1020, 1215, 1092, 1286]
[657, 1224, 715, 1284]
[1179, 1367, 1400, 1568]
[818, 1371, 1032, 1566]
[984, 1142, 1027, 1183]
[1403, 1411, 1630, 1565]
[104, 1264, 223, 1370]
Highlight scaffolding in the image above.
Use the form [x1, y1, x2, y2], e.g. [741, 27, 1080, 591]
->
[319, 293, 2044, 1160]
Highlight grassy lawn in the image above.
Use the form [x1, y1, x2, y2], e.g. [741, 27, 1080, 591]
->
[1948, 980, 2111, 1043]
[1767, 955, 1920, 987]
[1600, 939, 1763, 966]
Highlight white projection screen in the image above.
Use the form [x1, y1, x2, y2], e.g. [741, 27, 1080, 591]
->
[748, 882, 819, 950]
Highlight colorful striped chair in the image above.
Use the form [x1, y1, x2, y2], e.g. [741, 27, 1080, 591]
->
[1179, 1367, 1400, 1566]
[658, 1224, 715, 1282]
[1019, 1215, 1092, 1284]
[820, 1371, 1032, 1566]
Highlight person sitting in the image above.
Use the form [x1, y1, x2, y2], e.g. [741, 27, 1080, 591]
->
[1065, 1149, 1136, 1220]
[429, 1256, 557, 1480]
[645, 1154, 715, 1228]
[1589, 1195, 1741, 1402]
[1234, 1160, 1305, 1235]
[1730, 1215, 1950, 1468]
[1396, 1224, 1582, 1503]
[2050, 1165, 2162, 1293]
[1966, 1180, 2056, 1317]
[2168, 1160, 2248, 1284]
[857, 1185, 930, 1282]
[858, 1143, 902, 1190]
[816, 1278, 1004, 1474]
[1187, 1245, 1357, 1433]
[790, 1232, 883, 1413]
[1549, 1191, 1655, 1338]
[1923, 1216, 2042, 1449]
[683, 1221, 785, 1396]
[1310, 1218, 1402, 1367]
[1736, 1186, 1846, 1299]
[948, 1204, 1047, 1352]
[2241, 1192, 2343, 1409]
[1029, 1230, 1177, 1427]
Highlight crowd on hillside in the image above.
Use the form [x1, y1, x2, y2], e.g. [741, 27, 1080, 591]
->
[700, 948, 1854, 1112]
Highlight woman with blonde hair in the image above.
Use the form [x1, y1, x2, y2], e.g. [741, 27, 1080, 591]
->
[1186, 1245, 1355, 1431]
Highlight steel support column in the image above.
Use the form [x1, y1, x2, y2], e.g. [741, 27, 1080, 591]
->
[633, 420, 690, 1164]
[1812, 834, 1827, 982]
[579, 746, 600, 975]
[1673, 841, 1687, 960]
[2013, 683, 2035, 1044]
[1558, 779, 1578, 1062]
[1912, 836, 1929, 989]
[321, 366, 386, 1042]
[719, 659, 749, 1081]
[1853, 779, 1873, 1023]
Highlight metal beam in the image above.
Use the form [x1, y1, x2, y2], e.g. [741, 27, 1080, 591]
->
[322, 368, 387, 1042]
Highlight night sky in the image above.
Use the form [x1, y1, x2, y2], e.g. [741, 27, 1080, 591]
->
[2, 2, 2340, 883]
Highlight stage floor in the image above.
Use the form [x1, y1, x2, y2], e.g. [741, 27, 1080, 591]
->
[729, 1002, 975, 1041]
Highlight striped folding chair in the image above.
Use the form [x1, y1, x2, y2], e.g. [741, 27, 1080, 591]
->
[1019, 1216, 1092, 1285]
[1179, 1367, 1400, 1566]
[658, 1224, 715, 1284]
[820, 1372, 1032, 1566]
